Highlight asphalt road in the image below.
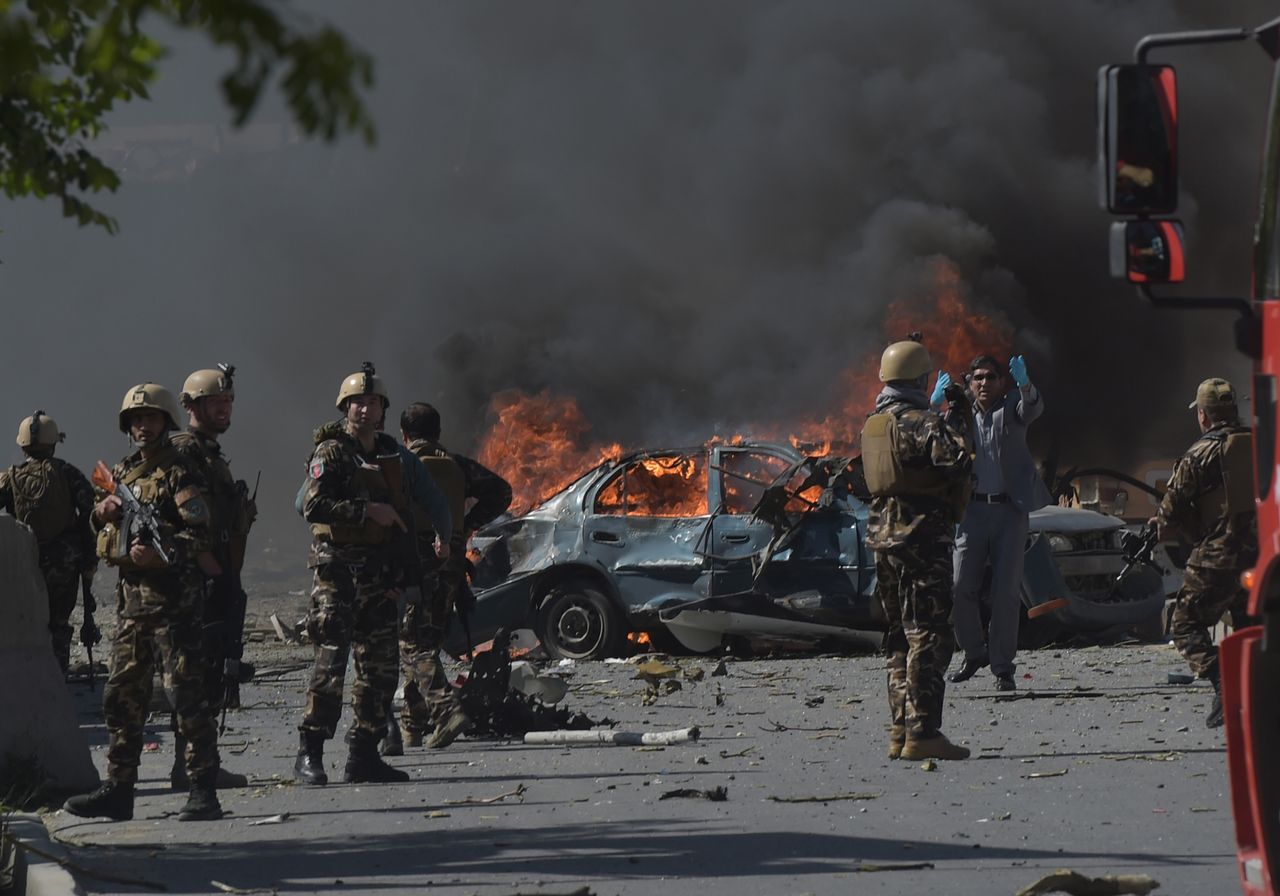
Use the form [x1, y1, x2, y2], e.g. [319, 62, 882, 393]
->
[44, 637, 1238, 896]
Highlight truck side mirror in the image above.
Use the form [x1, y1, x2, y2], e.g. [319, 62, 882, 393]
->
[1110, 219, 1185, 283]
[1098, 64, 1179, 214]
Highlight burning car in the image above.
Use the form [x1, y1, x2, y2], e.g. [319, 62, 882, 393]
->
[446, 442, 1171, 660]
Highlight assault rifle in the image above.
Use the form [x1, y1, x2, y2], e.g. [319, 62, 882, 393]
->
[1108, 522, 1160, 599]
[79, 573, 101, 690]
[91, 461, 172, 565]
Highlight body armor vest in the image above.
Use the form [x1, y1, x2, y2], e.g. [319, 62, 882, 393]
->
[861, 405, 969, 522]
[9, 458, 73, 542]
[1199, 427, 1255, 526]
[96, 446, 179, 570]
[311, 450, 407, 546]
[413, 449, 466, 536]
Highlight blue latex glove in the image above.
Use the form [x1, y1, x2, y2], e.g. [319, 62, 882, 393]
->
[929, 370, 951, 409]
[1009, 355, 1030, 388]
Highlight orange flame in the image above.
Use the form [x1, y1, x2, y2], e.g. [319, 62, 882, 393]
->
[476, 259, 1013, 513]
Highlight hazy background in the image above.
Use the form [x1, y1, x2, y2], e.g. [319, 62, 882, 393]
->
[0, 1, 1270, 581]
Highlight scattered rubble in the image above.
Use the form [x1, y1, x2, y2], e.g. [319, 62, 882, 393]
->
[1015, 869, 1160, 896]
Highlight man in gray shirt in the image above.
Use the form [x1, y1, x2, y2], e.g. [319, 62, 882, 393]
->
[932, 354, 1051, 691]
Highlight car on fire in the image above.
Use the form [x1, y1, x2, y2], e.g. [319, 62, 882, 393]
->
[445, 442, 1175, 661]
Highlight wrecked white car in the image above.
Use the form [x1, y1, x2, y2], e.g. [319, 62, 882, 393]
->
[445, 443, 1171, 660]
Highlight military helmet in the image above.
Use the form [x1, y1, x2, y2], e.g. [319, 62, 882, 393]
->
[879, 340, 933, 383]
[118, 383, 181, 433]
[335, 361, 389, 411]
[15, 411, 64, 448]
[181, 363, 235, 405]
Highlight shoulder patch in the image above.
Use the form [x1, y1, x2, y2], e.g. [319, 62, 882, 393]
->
[310, 460, 325, 479]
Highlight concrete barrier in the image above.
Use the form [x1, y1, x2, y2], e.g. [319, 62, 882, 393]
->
[0, 517, 99, 793]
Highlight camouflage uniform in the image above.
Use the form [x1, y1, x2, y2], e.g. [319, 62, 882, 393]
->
[171, 429, 254, 713]
[298, 428, 405, 748]
[0, 457, 96, 672]
[400, 439, 512, 737]
[865, 393, 972, 744]
[93, 441, 219, 787]
[1158, 420, 1259, 682]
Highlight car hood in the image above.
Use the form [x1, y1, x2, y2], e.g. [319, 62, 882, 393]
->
[1029, 505, 1125, 534]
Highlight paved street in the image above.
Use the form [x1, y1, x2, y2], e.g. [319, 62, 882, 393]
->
[46, 639, 1237, 896]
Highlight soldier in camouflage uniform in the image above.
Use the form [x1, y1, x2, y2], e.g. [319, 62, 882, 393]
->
[63, 384, 223, 822]
[168, 365, 257, 791]
[293, 365, 415, 786]
[393, 402, 512, 750]
[861, 340, 974, 761]
[0, 412, 97, 674]
[1156, 378, 1259, 728]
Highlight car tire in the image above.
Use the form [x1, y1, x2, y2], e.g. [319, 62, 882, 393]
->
[538, 581, 624, 661]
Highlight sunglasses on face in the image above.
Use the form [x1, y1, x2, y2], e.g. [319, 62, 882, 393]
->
[970, 372, 999, 382]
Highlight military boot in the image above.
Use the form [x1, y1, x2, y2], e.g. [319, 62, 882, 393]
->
[900, 733, 971, 761]
[177, 776, 223, 822]
[380, 715, 404, 757]
[426, 708, 471, 749]
[170, 734, 189, 792]
[1206, 679, 1225, 729]
[887, 725, 906, 760]
[343, 731, 410, 784]
[402, 722, 423, 748]
[63, 781, 135, 821]
[293, 731, 329, 786]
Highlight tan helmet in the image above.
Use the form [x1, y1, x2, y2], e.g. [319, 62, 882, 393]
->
[15, 411, 64, 448]
[181, 363, 235, 405]
[879, 340, 933, 383]
[335, 361, 389, 411]
[118, 383, 181, 433]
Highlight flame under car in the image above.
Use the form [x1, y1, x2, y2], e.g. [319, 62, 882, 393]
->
[446, 443, 1170, 661]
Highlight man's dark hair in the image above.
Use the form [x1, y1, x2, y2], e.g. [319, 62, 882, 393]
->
[1203, 404, 1240, 425]
[969, 355, 1006, 378]
[400, 402, 442, 441]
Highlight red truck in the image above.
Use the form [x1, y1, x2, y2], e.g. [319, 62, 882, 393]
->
[1098, 20, 1280, 896]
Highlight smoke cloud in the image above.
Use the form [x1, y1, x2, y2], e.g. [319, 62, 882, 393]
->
[0, 1, 1270, 577]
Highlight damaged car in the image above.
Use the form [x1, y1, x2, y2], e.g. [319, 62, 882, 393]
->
[445, 442, 1173, 661]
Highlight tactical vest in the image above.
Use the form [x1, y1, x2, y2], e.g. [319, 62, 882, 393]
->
[413, 447, 466, 536]
[9, 458, 73, 542]
[1198, 427, 1255, 526]
[96, 446, 180, 570]
[310, 451, 405, 546]
[861, 405, 969, 521]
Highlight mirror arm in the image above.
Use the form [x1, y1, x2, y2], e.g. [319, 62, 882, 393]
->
[1136, 285, 1261, 359]
[1134, 28, 1253, 64]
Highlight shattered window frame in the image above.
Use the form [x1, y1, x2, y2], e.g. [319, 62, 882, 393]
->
[591, 451, 709, 517]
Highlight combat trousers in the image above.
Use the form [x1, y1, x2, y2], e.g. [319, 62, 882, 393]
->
[1171, 564, 1251, 681]
[103, 585, 219, 785]
[952, 502, 1029, 677]
[300, 561, 398, 741]
[399, 570, 463, 734]
[876, 544, 956, 739]
[41, 560, 80, 674]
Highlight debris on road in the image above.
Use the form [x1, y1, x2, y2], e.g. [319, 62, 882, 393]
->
[443, 783, 528, 806]
[852, 861, 937, 872]
[1024, 769, 1070, 779]
[1014, 868, 1160, 896]
[659, 786, 728, 801]
[247, 813, 291, 826]
[523, 727, 700, 746]
[212, 881, 276, 895]
[766, 792, 881, 803]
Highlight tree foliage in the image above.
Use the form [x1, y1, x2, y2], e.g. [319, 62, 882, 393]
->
[0, 0, 374, 231]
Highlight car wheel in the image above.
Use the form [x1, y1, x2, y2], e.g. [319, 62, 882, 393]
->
[538, 581, 623, 661]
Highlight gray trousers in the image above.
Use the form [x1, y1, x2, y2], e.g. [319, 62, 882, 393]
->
[951, 502, 1029, 677]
